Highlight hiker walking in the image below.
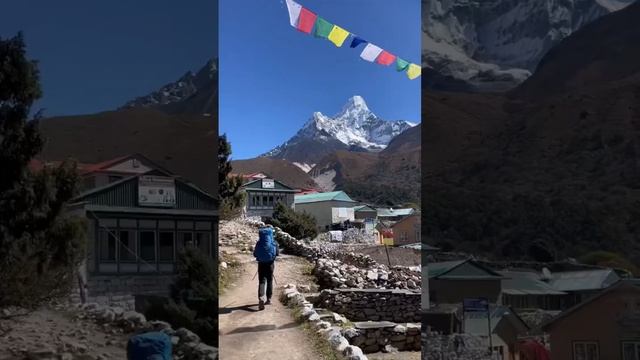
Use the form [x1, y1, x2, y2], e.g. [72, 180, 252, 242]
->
[253, 225, 279, 310]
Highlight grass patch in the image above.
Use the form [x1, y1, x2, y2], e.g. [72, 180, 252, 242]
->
[283, 294, 340, 360]
[301, 262, 314, 276]
[218, 253, 242, 295]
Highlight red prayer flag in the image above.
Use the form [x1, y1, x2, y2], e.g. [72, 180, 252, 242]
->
[297, 8, 317, 34]
[375, 51, 396, 66]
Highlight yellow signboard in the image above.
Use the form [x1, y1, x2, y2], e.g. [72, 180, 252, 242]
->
[383, 238, 394, 246]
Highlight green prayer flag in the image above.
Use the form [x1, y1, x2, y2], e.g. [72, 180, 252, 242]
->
[396, 58, 410, 72]
[314, 17, 333, 38]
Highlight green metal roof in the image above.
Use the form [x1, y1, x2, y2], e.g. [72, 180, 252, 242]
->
[500, 271, 567, 295]
[294, 191, 356, 204]
[377, 208, 415, 217]
[428, 260, 504, 279]
[548, 269, 620, 292]
[354, 204, 376, 212]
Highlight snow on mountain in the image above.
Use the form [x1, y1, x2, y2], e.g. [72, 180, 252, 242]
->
[262, 96, 416, 164]
[424, 0, 636, 91]
[121, 59, 217, 109]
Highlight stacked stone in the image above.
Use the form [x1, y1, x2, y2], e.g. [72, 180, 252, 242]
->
[344, 322, 421, 354]
[314, 258, 421, 291]
[422, 332, 495, 360]
[316, 289, 421, 323]
[78, 303, 218, 360]
[280, 284, 368, 360]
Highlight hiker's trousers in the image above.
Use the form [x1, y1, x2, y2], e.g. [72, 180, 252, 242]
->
[258, 261, 274, 302]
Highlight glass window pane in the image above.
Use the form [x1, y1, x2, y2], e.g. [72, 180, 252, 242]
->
[119, 230, 137, 262]
[159, 232, 174, 261]
[586, 344, 598, 360]
[140, 231, 155, 261]
[575, 343, 586, 360]
[622, 343, 635, 360]
[100, 231, 116, 261]
[178, 232, 193, 251]
[196, 232, 211, 257]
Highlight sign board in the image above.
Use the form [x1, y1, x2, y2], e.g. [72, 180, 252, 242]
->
[261, 179, 275, 189]
[329, 231, 343, 242]
[381, 229, 394, 245]
[138, 176, 176, 207]
[463, 297, 489, 312]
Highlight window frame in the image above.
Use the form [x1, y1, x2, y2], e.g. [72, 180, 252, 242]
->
[573, 341, 600, 360]
[138, 229, 157, 263]
[622, 341, 640, 360]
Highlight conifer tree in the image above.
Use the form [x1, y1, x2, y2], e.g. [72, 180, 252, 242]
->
[0, 33, 85, 308]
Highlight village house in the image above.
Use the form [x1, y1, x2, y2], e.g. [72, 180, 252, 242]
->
[376, 207, 416, 222]
[428, 259, 505, 304]
[294, 191, 359, 230]
[58, 154, 218, 307]
[392, 213, 421, 246]
[500, 270, 568, 311]
[241, 177, 297, 219]
[542, 279, 640, 360]
[546, 268, 621, 307]
[464, 305, 530, 360]
[353, 204, 377, 232]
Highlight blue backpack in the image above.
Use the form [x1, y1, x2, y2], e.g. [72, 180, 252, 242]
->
[254, 227, 276, 262]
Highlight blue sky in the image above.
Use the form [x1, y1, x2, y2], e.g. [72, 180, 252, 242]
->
[0, 1, 217, 117]
[220, 0, 421, 160]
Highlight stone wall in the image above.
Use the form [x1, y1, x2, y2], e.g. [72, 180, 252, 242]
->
[73, 274, 175, 310]
[317, 289, 421, 323]
[422, 332, 496, 360]
[345, 321, 421, 354]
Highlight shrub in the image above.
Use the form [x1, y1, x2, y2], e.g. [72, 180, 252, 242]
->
[267, 202, 318, 240]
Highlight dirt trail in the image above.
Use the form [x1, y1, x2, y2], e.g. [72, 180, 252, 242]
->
[218, 247, 321, 360]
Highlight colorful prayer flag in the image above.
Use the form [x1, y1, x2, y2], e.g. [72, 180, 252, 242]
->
[396, 58, 409, 71]
[314, 17, 333, 38]
[350, 36, 367, 48]
[360, 43, 383, 62]
[406, 63, 422, 79]
[376, 50, 396, 66]
[285, 0, 302, 28]
[297, 7, 317, 34]
[327, 25, 350, 47]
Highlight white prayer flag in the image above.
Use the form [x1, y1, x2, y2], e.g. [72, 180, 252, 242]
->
[360, 43, 383, 62]
[285, 0, 302, 28]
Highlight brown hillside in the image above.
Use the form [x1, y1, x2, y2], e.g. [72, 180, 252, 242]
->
[38, 108, 218, 195]
[424, 3, 640, 264]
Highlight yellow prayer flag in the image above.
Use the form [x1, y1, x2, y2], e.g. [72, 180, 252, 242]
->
[407, 63, 422, 80]
[328, 25, 350, 47]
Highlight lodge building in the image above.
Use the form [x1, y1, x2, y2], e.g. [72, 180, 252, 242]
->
[52, 154, 219, 307]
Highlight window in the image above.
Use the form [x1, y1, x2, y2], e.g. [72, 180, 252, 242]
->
[623, 342, 640, 360]
[158, 232, 175, 261]
[196, 232, 211, 257]
[268, 195, 274, 206]
[99, 230, 116, 261]
[179, 232, 194, 249]
[139, 231, 156, 262]
[573, 342, 599, 360]
[119, 230, 137, 262]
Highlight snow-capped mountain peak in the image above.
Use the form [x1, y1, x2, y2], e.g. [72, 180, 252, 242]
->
[262, 96, 416, 164]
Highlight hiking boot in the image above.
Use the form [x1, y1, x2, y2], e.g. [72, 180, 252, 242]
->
[259, 299, 265, 310]
[265, 299, 272, 305]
